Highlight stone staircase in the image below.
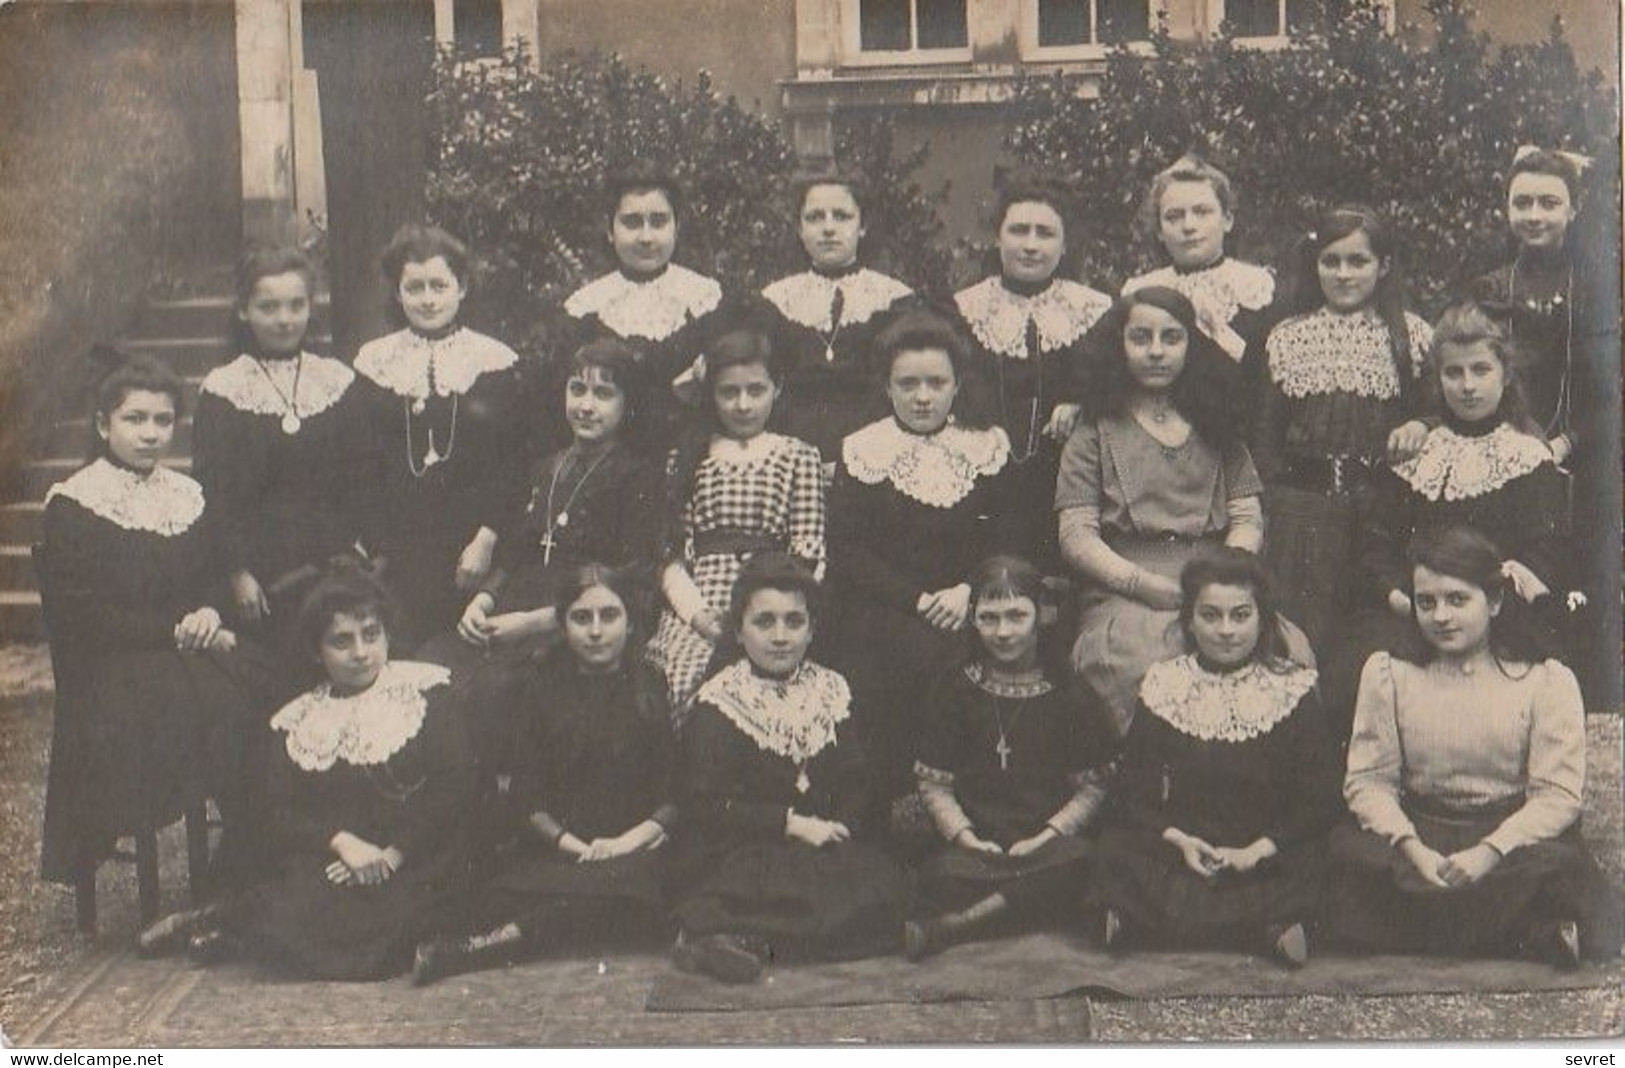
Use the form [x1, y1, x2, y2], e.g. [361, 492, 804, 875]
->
[0, 295, 330, 642]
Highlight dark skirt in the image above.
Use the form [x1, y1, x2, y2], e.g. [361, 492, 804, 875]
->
[918, 835, 1091, 914]
[1262, 484, 1363, 655]
[1089, 826, 1326, 949]
[40, 643, 278, 886]
[235, 846, 473, 981]
[675, 841, 912, 962]
[463, 847, 669, 944]
[1325, 809, 1624, 963]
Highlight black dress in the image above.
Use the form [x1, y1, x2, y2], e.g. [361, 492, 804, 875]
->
[1324, 415, 1571, 738]
[758, 266, 914, 463]
[673, 660, 912, 962]
[39, 459, 275, 886]
[559, 265, 725, 452]
[826, 417, 1016, 789]
[192, 351, 377, 653]
[952, 275, 1112, 570]
[914, 663, 1116, 913]
[465, 658, 675, 942]
[1091, 655, 1340, 948]
[353, 326, 535, 650]
[235, 661, 476, 981]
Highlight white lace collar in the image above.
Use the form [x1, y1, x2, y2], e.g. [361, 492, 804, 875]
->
[1393, 423, 1552, 502]
[1140, 655, 1317, 743]
[354, 328, 517, 400]
[954, 276, 1112, 359]
[1267, 308, 1431, 400]
[270, 661, 449, 772]
[45, 458, 205, 536]
[761, 268, 912, 332]
[842, 418, 1009, 509]
[1125, 259, 1275, 361]
[201, 353, 354, 420]
[563, 265, 722, 341]
[696, 660, 851, 775]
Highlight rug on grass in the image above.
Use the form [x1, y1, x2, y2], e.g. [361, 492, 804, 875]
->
[643, 930, 1625, 1013]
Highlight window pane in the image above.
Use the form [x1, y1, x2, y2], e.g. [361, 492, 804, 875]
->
[1225, 0, 1282, 36]
[1038, 0, 1090, 45]
[860, 0, 912, 50]
[916, 0, 968, 49]
[1097, 0, 1149, 42]
[455, 0, 504, 55]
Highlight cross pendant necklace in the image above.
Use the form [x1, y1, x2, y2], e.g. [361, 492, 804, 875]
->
[991, 695, 1024, 772]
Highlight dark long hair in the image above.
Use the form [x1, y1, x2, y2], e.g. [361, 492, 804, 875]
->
[1176, 548, 1297, 672]
[1426, 299, 1541, 436]
[556, 338, 656, 457]
[1278, 204, 1416, 391]
[1400, 525, 1551, 670]
[1079, 286, 1243, 448]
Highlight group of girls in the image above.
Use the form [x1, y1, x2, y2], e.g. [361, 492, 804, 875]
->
[40, 145, 1620, 986]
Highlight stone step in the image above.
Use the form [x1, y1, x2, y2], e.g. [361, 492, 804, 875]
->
[46, 416, 195, 461]
[21, 457, 193, 500]
[0, 591, 44, 642]
[0, 545, 36, 588]
[120, 336, 234, 376]
[129, 294, 331, 340]
[0, 503, 44, 547]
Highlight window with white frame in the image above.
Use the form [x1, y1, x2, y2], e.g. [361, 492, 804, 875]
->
[845, 0, 971, 62]
[1022, 0, 1156, 56]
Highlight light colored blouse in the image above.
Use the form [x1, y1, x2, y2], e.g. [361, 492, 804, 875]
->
[1344, 651, 1585, 857]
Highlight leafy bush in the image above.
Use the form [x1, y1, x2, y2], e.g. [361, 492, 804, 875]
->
[1006, 0, 1619, 311]
[422, 45, 950, 350]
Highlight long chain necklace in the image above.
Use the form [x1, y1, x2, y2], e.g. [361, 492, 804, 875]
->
[403, 350, 458, 475]
[1508, 257, 1575, 439]
[539, 445, 614, 565]
[997, 335, 1043, 464]
[253, 354, 305, 435]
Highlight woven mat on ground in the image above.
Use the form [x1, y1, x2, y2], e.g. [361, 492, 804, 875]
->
[644, 931, 1625, 1013]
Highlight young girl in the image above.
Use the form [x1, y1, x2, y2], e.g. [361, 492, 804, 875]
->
[1056, 287, 1311, 735]
[826, 309, 1015, 794]
[139, 569, 477, 980]
[1325, 300, 1571, 738]
[906, 556, 1116, 960]
[1092, 549, 1338, 967]
[192, 247, 376, 655]
[353, 224, 533, 650]
[759, 172, 915, 467]
[952, 175, 1113, 568]
[1469, 146, 1619, 711]
[411, 565, 674, 984]
[1254, 206, 1433, 650]
[561, 163, 725, 450]
[645, 328, 825, 715]
[1123, 156, 1277, 378]
[1329, 526, 1621, 967]
[42, 353, 271, 898]
[671, 554, 910, 984]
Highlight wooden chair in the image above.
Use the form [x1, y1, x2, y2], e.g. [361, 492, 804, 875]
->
[32, 541, 211, 935]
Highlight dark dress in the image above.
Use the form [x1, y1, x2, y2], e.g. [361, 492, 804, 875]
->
[559, 265, 725, 452]
[38, 460, 274, 886]
[465, 658, 675, 942]
[758, 266, 914, 463]
[952, 275, 1112, 570]
[192, 351, 376, 654]
[1328, 652, 1622, 962]
[1324, 416, 1571, 738]
[353, 327, 535, 650]
[1254, 307, 1432, 650]
[914, 663, 1116, 914]
[235, 661, 476, 981]
[1091, 655, 1340, 948]
[826, 417, 1015, 790]
[1473, 248, 1622, 711]
[673, 660, 912, 962]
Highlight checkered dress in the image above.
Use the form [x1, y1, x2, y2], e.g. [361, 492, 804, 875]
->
[646, 433, 826, 715]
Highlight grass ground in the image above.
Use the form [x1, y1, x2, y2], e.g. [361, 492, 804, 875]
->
[0, 643, 1619, 1044]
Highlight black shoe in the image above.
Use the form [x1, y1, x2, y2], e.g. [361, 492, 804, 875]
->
[671, 931, 762, 984]
[137, 906, 215, 959]
[902, 920, 942, 963]
[412, 937, 459, 987]
[1267, 922, 1310, 969]
[1554, 920, 1582, 971]
[186, 928, 236, 966]
[1100, 908, 1126, 954]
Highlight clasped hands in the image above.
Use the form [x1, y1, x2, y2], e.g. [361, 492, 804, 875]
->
[955, 826, 1057, 859]
[557, 822, 667, 863]
[175, 606, 237, 653]
[1163, 827, 1277, 879]
[1399, 837, 1501, 890]
[327, 831, 403, 887]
